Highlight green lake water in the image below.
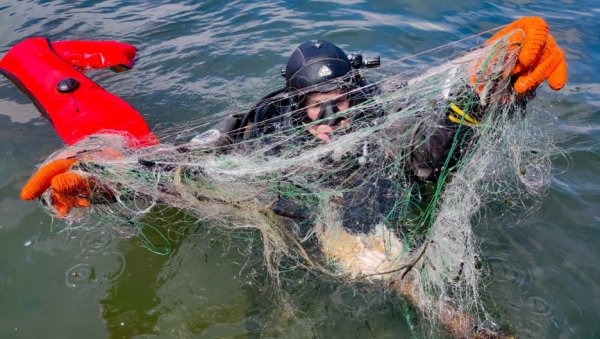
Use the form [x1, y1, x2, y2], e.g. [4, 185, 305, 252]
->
[1, 1, 599, 337]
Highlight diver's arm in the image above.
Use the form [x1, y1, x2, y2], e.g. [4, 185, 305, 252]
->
[407, 114, 465, 182]
[188, 115, 242, 147]
[388, 16, 567, 182]
[188, 88, 290, 147]
[382, 107, 471, 182]
[476, 17, 567, 96]
[382, 68, 538, 182]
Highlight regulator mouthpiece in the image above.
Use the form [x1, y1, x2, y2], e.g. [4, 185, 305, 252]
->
[316, 99, 343, 126]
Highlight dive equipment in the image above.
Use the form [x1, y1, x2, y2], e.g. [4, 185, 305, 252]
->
[0, 37, 158, 148]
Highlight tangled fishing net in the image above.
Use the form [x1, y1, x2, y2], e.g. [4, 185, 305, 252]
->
[38, 31, 556, 337]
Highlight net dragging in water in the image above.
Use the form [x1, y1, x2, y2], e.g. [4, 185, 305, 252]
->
[39, 32, 556, 336]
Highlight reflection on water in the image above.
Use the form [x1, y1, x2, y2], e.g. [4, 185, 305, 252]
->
[92, 211, 254, 338]
[1, 0, 600, 338]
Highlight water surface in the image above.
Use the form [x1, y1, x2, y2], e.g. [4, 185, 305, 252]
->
[1, 1, 599, 337]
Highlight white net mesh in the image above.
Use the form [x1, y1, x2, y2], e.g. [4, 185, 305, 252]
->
[37, 31, 556, 336]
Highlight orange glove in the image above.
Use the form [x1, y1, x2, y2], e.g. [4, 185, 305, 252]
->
[21, 158, 91, 217]
[485, 16, 567, 94]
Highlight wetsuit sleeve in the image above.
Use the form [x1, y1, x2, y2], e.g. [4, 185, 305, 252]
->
[189, 88, 290, 147]
[385, 86, 528, 182]
[405, 114, 468, 181]
[189, 114, 242, 147]
[384, 112, 467, 182]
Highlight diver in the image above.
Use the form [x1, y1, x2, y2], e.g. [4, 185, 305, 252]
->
[11, 17, 569, 338]
[189, 38, 381, 147]
[188, 17, 567, 183]
[19, 17, 568, 222]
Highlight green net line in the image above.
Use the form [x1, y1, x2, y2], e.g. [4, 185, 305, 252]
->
[37, 32, 557, 336]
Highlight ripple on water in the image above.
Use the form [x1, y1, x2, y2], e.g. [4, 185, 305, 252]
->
[525, 295, 553, 316]
[65, 251, 125, 289]
[65, 263, 94, 289]
[80, 229, 113, 252]
[106, 252, 126, 282]
[515, 295, 559, 337]
[487, 256, 535, 288]
[486, 257, 560, 336]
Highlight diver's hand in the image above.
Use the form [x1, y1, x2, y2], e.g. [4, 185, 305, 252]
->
[307, 124, 335, 142]
[488, 16, 567, 94]
[21, 158, 90, 217]
[306, 119, 351, 142]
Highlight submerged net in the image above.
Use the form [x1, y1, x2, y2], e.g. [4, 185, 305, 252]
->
[38, 30, 556, 336]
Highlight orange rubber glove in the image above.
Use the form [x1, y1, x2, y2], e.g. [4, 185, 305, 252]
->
[486, 16, 567, 94]
[21, 158, 91, 217]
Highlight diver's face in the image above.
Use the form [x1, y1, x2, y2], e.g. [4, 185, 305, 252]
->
[304, 90, 350, 142]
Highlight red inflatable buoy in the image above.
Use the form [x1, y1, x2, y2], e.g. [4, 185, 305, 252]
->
[0, 37, 158, 148]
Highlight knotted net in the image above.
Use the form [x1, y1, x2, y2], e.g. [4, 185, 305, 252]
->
[38, 31, 556, 336]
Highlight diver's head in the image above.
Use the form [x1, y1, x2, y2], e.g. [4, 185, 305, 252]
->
[284, 40, 353, 94]
[278, 40, 380, 141]
[283, 40, 354, 140]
